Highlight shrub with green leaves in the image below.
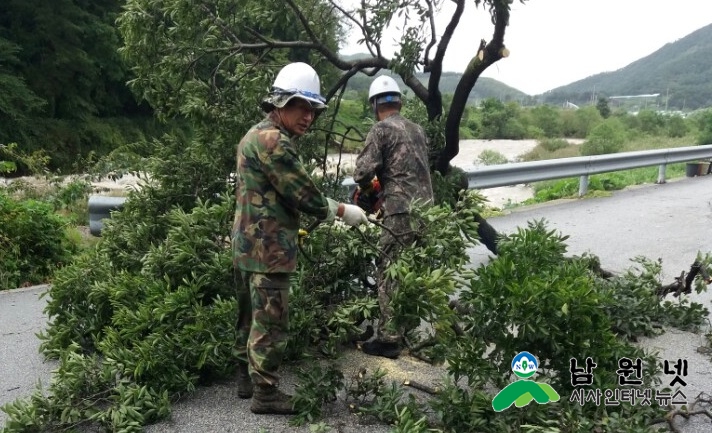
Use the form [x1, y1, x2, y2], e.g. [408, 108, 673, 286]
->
[581, 117, 628, 156]
[538, 138, 569, 153]
[476, 149, 509, 165]
[694, 109, 712, 145]
[0, 191, 77, 290]
[429, 220, 682, 431]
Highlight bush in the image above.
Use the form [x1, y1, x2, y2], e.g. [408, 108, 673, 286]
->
[581, 118, 627, 156]
[476, 149, 508, 165]
[0, 191, 77, 290]
[435, 220, 675, 431]
[538, 138, 569, 152]
[666, 114, 688, 138]
[695, 110, 712, 145]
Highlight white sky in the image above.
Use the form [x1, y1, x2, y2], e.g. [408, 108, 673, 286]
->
[340, 0, 712, 95]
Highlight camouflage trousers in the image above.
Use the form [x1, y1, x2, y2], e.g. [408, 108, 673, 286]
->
[235, 271, 290, 387]
[375, 213, 418, 344]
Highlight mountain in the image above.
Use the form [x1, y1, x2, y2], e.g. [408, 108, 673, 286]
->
[338, 54, 531, 105]
[541, 23, 712, 110]
[339, 22, 712, 110]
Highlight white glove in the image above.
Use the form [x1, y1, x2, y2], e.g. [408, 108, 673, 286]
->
[339, 203, 369, 227]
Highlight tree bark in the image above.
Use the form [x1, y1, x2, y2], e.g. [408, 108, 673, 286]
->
[435, 3, 511, 175]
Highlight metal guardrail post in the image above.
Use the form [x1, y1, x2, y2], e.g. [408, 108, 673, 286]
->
[88, 195, 127, 236]
[657, 164, 667, 184]
[578, 175, 589, 197]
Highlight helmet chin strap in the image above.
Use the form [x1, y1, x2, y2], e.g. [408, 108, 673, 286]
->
[271, 108, 288, 132]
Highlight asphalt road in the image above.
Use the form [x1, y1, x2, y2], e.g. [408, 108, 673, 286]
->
[2, 175, 712, 432]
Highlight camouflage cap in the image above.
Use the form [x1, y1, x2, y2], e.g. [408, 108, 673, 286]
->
[261, 89, 328, 113]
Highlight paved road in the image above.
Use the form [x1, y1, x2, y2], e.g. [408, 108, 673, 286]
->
[2, 175, 712, 432]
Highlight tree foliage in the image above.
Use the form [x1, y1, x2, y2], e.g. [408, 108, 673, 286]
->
[581, 117, 628, 156]
[596, 96, 611, 119]
[126, 0, 525, 174]
[0, 0, 154, 172]
[0, 38, 45, 147]
[3, 2, 712, 432]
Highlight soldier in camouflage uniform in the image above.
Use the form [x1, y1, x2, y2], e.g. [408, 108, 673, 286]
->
[232, 62, 369, 414]
[353, 76, 434, 359]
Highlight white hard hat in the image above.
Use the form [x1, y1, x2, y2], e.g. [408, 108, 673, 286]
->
[368, 75, 402, 103]
[262, 62, 327, 112]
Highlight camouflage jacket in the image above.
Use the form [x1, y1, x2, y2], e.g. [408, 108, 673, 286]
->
[353, 113, 434, 216]
[232, 117, 331, 273]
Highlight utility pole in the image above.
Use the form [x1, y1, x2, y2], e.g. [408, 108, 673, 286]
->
[665, 87, 669, 111]
[590, 85, 596, 104]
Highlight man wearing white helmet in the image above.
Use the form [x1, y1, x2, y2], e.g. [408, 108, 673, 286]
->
[353, 75, 434, 359]
[232, 62, 369, 414]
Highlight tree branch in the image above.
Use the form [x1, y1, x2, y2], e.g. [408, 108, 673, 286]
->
[436, 2, 511, 174]
[424, 0, 466, 121]
[422, 0, 438, 71]
[285, 0, 354, 70]
[326, 0, 380, 58]
[325, 63, 388, 100]
[360, 0, 382, 58]
[198, 3, 241, 44]
[402, 74, 430, 103]
[430, 0, 464, 73]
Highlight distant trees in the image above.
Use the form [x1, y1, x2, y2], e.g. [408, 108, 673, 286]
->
[475, 99, 525, 140]
[529, 105, 561, 138]
[0, 0, 152, 173]
[694, 110, 712, 145]
[560, 106, 603, 138]
[596, 97, 611, 118]
[580, 118, 627, 156]
[456, 97, 697, 147]
[667, 114, 688, 138]
[0, 37, 45, 149]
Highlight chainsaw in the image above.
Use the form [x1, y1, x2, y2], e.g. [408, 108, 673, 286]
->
[298, 176, 384, 243]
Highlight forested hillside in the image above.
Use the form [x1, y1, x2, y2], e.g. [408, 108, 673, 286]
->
[344, 22, 712, 112]
[342, 68, 532, 105]
[0, 0, 156, 174]
[541, 23, 712, 110]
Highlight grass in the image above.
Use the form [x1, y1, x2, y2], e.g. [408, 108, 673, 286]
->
[520, 133, 699, 204]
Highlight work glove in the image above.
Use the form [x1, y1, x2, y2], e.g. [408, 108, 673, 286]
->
[339, 203, 369, 227]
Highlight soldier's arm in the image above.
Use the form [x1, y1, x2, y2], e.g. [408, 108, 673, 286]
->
[353, 126, 383, 188]
[261, 137, 332, 220]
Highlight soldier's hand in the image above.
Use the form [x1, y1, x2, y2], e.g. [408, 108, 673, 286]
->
[339, 203, 369, 227]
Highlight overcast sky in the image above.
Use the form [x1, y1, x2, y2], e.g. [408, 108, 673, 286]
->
[340, 0, 712, 95]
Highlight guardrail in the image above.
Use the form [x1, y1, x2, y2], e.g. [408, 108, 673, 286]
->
[89, 144, 712, 236]
[88, 196, 127, 236]
[343, 144, 712, 196]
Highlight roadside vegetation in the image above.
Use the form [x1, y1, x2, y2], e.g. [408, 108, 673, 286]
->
[3, 1, 712, 432]
[4, 80, 712, 433]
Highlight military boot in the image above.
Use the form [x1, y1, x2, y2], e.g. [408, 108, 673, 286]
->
[250, 384, 297, 415]
[237, 363, 253, 399]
